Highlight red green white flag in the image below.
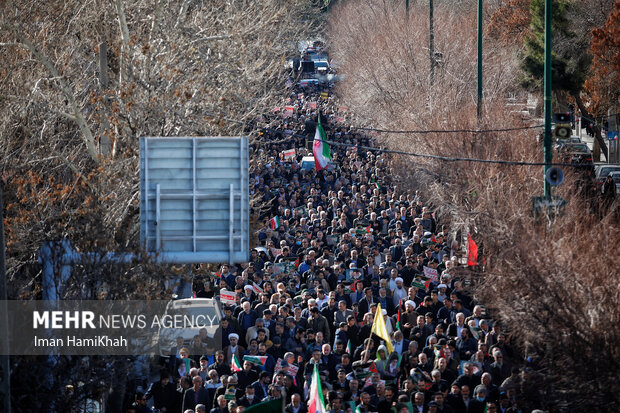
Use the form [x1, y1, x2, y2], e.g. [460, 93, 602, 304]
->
[346, 340, 352, 354]
[231, 355, 242, 372]
[308, 363, 327, 413]
[269, 216, 281, 230]
[312, 112, 331, 171]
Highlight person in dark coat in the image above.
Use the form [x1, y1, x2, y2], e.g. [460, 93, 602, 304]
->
[210, 395, 229, 413]
[145, 370, 177, 413]
[183, 376, 210, 413]
[488, 351, 511, 387]
[602, 173, 617, 212]
[238, 386, 261, 407]
[285, 393, 308, 413]
[309, 307, 331, 343]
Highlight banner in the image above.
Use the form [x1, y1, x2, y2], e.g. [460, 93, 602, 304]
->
[275, 358, 299, 376]
[251, 282, 263, 295]
[423, 266, 439, 283]
[283, 106, 295, 118]
[220, 290, 237, 305]
[283, 148, 296, 161]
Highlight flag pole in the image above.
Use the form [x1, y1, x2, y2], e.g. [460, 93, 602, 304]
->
[281, 385, 286, 413]
[362, 336, 373, 362]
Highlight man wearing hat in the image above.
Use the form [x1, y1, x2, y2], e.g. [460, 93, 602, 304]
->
[224, 333, 244, 364]
[268, 334, 285, 360]
[392, 277, 407, 307]
[400, 299, 419, 336]
[436, 283, 449, 303]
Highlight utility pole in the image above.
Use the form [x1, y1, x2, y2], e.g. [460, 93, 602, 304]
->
[477, 0, 483, 121]
[543, 0, 552, 199]
[429, 0, 434, 87]
[0, 182, 11, 413]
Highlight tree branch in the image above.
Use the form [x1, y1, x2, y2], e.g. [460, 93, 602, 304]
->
[4, 25, 100, 164]
[573, 92, 609, 157]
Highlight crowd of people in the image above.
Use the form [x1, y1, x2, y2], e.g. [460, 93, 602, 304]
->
[137, 53, 545, 413]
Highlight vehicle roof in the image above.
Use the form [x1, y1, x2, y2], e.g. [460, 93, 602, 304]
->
[168, 298, 217, 308]
[560, 143, 590, 152]
[595, 163, 620, 169]
[596, 165, 620, 176]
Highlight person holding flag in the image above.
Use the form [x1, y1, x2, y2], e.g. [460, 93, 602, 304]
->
[307, 363, 327, 413]
[313, 111, 331, 171]
[364, 303, 394, 361]
[231, 354, 243, 373]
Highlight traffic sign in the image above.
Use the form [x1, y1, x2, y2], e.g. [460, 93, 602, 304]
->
[140, 137, 249, 264]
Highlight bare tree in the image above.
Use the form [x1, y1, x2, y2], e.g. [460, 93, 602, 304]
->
[1, 1, 322, 410]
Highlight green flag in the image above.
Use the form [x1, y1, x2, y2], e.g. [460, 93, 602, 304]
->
[245, 397, 284, 413]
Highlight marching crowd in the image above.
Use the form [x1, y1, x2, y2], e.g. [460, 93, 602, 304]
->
[139, 63, 544, 413]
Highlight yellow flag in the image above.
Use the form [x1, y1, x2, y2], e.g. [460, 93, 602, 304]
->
[370, 303, 394, 354]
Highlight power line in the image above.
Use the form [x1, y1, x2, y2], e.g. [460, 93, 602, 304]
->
[349, 124, 544, 134]
[202, 109, 545, 135]
[254, 127, 591, 168]
[205, 109, 588, 168]
[322, 139, 591, 168]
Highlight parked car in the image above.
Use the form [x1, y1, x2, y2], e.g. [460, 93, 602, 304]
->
[300, 155, 335, 171]
[556, 142, 593, 165]
[158, 298, 221, 357]
[594, 163, 620, 185]
[298, 78, 319, 88]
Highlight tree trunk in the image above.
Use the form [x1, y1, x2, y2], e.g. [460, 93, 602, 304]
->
[573, 93, 608, 160]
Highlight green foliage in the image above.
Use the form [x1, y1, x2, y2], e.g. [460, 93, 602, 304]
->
[521, 0, 588, 94]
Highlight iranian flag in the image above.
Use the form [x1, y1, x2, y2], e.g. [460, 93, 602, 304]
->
[269, 216, 281, 230]
[308, 363, 327, 413]
[231, 355, 242, 372]
[312, 112, 331, 171]
[346, 340, 352, 354]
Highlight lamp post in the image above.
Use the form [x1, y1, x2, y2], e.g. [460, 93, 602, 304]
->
[477, 0, 483, 120]
[544, 0, 552, 198]
[430, 0, 434, 87]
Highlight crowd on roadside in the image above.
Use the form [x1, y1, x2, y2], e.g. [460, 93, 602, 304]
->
[138, 59, 546, 413]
